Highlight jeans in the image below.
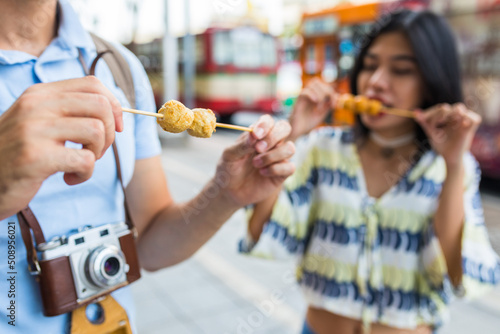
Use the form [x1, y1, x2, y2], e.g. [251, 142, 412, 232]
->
[301, 319, 437, 334]
[301, 321, 316, 334]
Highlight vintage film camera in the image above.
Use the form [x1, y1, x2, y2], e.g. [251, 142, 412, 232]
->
[35, 222, 141, 316]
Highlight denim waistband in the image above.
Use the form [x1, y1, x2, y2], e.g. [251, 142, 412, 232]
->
[301, 321, 316, 334]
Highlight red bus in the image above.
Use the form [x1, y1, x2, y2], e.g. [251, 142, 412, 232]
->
[132, 25, 280, 122]
[183, 26, 279, 120]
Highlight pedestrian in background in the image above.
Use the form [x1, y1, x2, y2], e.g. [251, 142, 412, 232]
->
[241, 9, 500, 334]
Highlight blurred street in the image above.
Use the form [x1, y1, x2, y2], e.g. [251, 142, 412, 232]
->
[131, 127, 500, 334]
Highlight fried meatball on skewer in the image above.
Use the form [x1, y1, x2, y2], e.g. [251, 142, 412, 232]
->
[157, 100, 195, 133]
[187, 108, 217, 138]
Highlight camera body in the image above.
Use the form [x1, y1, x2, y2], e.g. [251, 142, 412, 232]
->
[36, 222, 141, 316]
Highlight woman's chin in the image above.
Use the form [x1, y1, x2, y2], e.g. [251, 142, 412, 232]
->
[360, 114, 388, 129]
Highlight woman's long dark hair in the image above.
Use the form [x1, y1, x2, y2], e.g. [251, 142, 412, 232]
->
[349, 9, 463, 152]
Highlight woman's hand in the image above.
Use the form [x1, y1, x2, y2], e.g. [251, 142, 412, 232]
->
[214, 115, 295, 209]
[288, 78, 338, 141]
[415, 103, 481, 168]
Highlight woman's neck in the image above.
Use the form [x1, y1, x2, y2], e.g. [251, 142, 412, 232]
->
[361, 128, 419, 160]
[0, 0, 58, 56]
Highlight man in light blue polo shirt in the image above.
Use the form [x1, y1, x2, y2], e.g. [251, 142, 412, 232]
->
[0, 0, 296, 332]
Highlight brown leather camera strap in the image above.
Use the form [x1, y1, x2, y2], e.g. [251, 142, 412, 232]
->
[111, 142, 134, 231]
[17, 207, 44, 275]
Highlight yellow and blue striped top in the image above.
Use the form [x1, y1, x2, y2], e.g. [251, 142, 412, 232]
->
[240, 127, 500, 330]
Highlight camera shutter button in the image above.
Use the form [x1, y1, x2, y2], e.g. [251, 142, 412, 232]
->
[37, 236, 64, 251]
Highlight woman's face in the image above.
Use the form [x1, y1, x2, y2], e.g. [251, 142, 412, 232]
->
[357, 31, 424, 136]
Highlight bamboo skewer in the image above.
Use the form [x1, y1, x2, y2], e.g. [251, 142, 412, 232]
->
[381, 107, 416, 118]
[121, 107, 253, 132]
[122, 107, 163, 118]
[214, 123, 254, 132]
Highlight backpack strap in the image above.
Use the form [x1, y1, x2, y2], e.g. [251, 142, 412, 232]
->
[89, 33, 136, 109]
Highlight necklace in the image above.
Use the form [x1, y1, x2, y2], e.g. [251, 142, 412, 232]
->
[369, 132, 416, 158]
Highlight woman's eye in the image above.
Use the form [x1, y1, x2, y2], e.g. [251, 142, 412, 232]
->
[362, 63, 377, 71]
[392, 68, 414, 75]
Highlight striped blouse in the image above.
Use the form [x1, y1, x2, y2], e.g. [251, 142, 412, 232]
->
[240, 127, 500, 330]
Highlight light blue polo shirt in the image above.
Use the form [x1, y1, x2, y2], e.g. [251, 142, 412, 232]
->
[0, 1, 161, 332]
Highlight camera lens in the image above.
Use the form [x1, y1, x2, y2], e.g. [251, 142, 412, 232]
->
[85, 245, 127, 288]
[103, 257, 120, 276]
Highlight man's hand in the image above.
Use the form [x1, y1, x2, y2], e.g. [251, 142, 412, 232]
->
[0, 76, 123, 219]
[214, 115, 295, 209]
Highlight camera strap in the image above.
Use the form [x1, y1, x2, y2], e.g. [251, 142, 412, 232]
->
[17, 207, 45, 275]
[17, 33, 140, 275]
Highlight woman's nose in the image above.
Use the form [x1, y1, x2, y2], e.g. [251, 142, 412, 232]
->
[367, 67, 390, 92]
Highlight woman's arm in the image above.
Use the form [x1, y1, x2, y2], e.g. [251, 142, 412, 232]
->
[432, 162, 465, 286]
[248, 189, 281, 242]
[415, 103, 482, 286]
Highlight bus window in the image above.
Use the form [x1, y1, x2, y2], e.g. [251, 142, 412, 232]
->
[213, 31, 232, 66]
[232, 27, 262, 69]
[195, 36, 205, 66]
[305, 44, 317, 74]
[325, 44, 334, 62]
[322, 44, 337, 83]
[261, 35, 277, 68]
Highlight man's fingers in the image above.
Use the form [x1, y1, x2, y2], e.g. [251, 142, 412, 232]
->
[251, 114, 275, 141]
[51, 147, 96, 185]
[254, 120, 291, 154]
[259, 161, 296, 178]
[252, 141, 295, 169]
[45, 118, 107, 159]
[30, 77, 124, 132]
[221, 132, 255, 162]
[222, 115, 276, 162]
[40, 92, 116, 153]
[222, 117, 293, 162]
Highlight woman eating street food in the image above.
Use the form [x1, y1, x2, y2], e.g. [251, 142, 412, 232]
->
[240, 9, 500, 334]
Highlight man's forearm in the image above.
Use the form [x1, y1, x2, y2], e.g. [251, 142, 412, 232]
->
[136, 178, 240, 271]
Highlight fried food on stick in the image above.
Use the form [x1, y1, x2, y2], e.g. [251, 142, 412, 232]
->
[367, 99, 383, 116]
[157, 100, 194, 133]
[354, 95, 370, 114]
[338, 94, 355, 111]
[336, 94, 414, 117]
[187, 108, 217, 138]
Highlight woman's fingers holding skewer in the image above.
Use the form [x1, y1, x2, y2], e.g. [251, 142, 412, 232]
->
[415, 103, 481, 165]
[289, 78, 337, 141]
